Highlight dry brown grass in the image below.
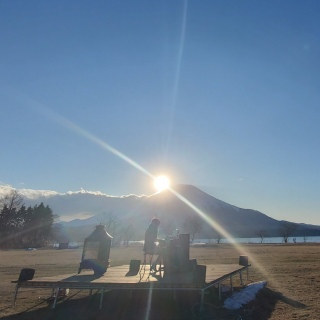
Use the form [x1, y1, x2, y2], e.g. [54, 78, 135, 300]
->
[0, 243, 319, 319]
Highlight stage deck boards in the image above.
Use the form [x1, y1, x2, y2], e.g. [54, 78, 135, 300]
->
[13, 264, 247, 289]
[12, 263, 250, 309]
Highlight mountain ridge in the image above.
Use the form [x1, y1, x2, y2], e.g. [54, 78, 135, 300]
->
[2, 184, 319, 240]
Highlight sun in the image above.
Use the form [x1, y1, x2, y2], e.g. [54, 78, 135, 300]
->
[153, 175, 170, 192]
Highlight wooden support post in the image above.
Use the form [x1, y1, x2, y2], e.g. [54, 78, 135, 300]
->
[239, 270, 243, 285]
[12, 284, 19, 307]
[99, 288, 104, 309]
[52, 287, 59, 309]
[230, 276, 233, 292]
[200, 289, 205, 311]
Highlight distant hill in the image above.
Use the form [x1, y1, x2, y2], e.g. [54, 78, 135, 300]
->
[16, 184, 320, 242]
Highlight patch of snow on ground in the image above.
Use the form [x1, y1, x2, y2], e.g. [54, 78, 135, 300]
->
[223, 281, 267, 310]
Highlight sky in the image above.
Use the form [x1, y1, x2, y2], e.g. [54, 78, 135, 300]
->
[1, 0, 319, 225]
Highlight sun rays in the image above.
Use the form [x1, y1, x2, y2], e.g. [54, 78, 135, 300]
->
[18, 0, 273, 289]
[30, 100, 272, 288]
[164, 0, 188, 158]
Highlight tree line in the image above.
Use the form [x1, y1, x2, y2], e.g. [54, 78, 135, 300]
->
[0, 190, 57, 248]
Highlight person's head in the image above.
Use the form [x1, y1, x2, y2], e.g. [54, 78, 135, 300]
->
[151, 218, 160, 226]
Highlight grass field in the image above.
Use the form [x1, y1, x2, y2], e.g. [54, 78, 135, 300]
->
[0, 243, 319, 319]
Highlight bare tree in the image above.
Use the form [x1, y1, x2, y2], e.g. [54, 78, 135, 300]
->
[206, 229, 222, 244]
[0, 190, 23, 210]
[183, 216, 203, 243]
[0, 190, 24, 248]
[256, 229, 268, 243]
[97, 212, 120, 246]
[0, 190, 23, 228]
[121, 225, 136, 246]
[279, 222, 296, 243]
[215, 232, 222, 244]
[98, 212, 117, 233]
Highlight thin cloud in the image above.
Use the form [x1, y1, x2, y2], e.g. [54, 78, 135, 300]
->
[0, 184, 148, 200]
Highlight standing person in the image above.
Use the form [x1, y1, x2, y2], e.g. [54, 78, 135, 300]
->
[143, 218, 160, 255]
[140, 218, 161, 278]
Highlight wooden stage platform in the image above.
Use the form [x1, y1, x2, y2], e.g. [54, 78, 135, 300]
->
[12, 263, 250, 310]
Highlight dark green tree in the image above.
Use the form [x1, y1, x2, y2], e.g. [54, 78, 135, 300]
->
[24, 203, 57, 247]
[0, 190, 58, 248]
[0, 191, 23, 248]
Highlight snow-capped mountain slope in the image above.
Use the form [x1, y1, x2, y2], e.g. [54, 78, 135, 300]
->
[2, 184, 319, 239]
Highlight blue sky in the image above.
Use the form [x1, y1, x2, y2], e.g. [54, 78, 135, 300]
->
[1, 0, 319, 224]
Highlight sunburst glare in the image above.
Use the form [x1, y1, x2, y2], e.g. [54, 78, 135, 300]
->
[29, 99, 273, 290]
[154, 175, 170, 192]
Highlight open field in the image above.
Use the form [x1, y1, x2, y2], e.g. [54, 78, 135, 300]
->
[0, 243, 319, 319]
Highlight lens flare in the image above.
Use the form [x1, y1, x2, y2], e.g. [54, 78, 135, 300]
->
[39, 104, 270, 285]
[23, 95, 274, 292]
[154, 175, 170, 192]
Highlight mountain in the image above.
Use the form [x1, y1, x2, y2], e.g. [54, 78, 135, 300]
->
[14, 184, 320, 242]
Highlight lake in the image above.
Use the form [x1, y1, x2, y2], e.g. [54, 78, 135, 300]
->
[194, 236, 320, 244]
